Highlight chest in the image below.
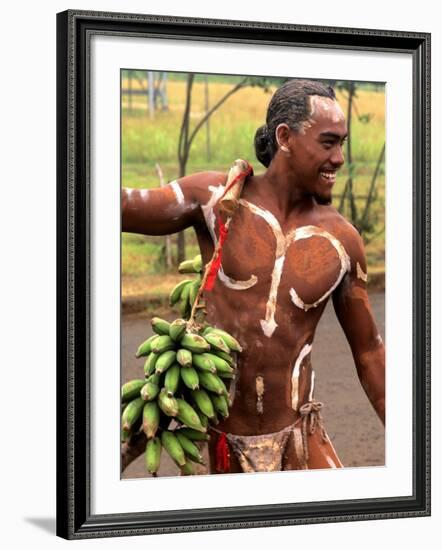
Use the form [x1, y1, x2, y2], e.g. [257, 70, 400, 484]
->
[205, 198, 350, 311]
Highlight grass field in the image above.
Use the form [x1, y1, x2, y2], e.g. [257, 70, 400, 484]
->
[121, 76, 385, 295]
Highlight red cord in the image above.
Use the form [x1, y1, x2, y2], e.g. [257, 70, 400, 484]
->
[215, 431, 231, 473]
[204, 215, 229, 291]
[203, 163, 253, 291]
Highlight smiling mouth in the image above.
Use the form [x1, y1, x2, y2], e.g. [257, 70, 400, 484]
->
[319, 171, 337, 184]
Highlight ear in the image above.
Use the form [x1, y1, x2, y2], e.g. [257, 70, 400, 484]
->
[275, 123, 291, 154]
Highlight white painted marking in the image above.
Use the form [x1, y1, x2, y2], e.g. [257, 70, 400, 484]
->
[201, 186, 259, 290]
[260, 255, 285, 337]
[356, 261, 368, 282]
[289, 225, 351, 311]
[218, 269, 258, 290]
[308, 370, 316, 402]
[238, 201, 350, 334]
[201, 184, 225, 245]
[202, 194, 351, 336]
[291, 344, 312, 411]
[239, 199, 285, 256]
[170, 180, 185, 205]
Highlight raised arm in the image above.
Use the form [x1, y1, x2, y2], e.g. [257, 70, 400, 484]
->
[332, 226, 385, 425]
[122, 171, 225, 235]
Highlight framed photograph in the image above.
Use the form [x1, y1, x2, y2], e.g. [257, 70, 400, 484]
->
[56, 10, 430, 539]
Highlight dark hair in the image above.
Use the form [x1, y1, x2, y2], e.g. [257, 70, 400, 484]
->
[254, 79, 336, 167]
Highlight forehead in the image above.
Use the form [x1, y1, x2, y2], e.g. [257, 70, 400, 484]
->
[303, 95, 347, 135]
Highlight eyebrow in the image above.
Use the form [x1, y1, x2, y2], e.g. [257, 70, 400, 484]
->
[320, 132, 348, 140]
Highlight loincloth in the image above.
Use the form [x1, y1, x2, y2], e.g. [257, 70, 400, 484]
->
[210, 401, 329, 473]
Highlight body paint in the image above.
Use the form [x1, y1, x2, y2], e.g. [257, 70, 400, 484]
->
[201, 184, 226, 244]
[256, 375, 265, 414]
[289, 226, 351, 312]
[202, 194, 350, 337]
[239, 201, 350, 334]
[201, 185, 259, 289]
[291, 344, 312, 411]
[308, 370, 316, 402]
[356, 261, 368, 282]
[169, 180, 185, 206]
[239, 199, 287, 337]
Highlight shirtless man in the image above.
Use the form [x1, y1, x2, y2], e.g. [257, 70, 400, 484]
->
[121, 79, 385, 474]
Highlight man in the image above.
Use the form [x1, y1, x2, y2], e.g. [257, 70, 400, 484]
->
[121, 79, 385, 474]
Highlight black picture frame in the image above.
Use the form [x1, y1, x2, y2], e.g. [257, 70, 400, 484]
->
[56, 9, 431, 540]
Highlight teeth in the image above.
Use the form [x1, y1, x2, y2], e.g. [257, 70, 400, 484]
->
[320, 172, 336, 180]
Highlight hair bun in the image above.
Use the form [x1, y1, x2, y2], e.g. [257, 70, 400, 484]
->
[254, 125, 272, 168]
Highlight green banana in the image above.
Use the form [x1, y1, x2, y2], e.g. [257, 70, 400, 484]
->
[121, 379, 146, 402]
[169, 318, 187, 342]
[177, 427, 210, 441]
[143, 352, 159, 377]
[202, 332, 230, 353]
[178, 259, 197, 274]
[122, 397, 145, 431]
[151, 335, 175, 354]
[140, 381, 160, 401]
[202, 327, 242, 352]
[136, 334, 158, 358]
[191, 389, 216, 419]
[203, 353, 234, 375]
[188, 280, 199, 308]
[164, 364, 180, 396]
[192, 254, 203, 273]
[180, 333, 210, 354]
[210, 393, 230, 418]
[198, 371, 227, 396]
[121, 427, 131, 442]
[151, 317, 171, 335]
[158, 388, 179, 417]
[179, 461, 195, 476]
[161, 430, 186, 466]
[146, 372, 161, 385]
[192, 353, 216, 374]
[142, 401, 160, 439]
[217, 371, 235, 379]
[176, 431, 204, 464]
[180, 366, 200, 390]
[154, 350, 177, 374]
[197, 410, 210, 428]
[169, 279, 193, 306]
[176, 398, 205, 432]
[176, 348, 192, 367]
[145, 437, 162, 474]
[179, 282, 191, 318]
[212, 350, 235, 366]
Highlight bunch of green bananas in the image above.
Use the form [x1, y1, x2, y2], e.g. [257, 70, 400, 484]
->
[169, 254, 203, 319]
[121, 316, 242, 476]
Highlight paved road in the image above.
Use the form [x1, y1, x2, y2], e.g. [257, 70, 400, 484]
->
[121, 292, 385, 479]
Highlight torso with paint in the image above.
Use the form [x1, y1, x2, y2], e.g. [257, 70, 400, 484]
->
[194, 175, 359, 436]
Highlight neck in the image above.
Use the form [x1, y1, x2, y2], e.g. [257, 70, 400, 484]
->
[257, 160, 315, 218]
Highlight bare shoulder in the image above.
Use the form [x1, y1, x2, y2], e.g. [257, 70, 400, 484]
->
[175, 170, 227, 203]
[319, 205, 367, 274]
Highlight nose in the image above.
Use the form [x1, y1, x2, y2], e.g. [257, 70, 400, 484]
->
[330, 145, 345, 167]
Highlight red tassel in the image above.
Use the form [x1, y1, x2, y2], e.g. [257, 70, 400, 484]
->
[204, 215, 229, 291]
[215, 431, 230, 473]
